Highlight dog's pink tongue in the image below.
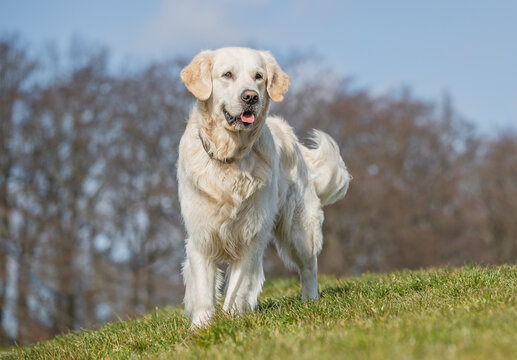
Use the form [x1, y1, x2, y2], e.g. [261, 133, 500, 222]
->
[241, 112, 255, 123]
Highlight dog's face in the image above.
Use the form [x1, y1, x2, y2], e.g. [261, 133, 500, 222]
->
[181, 47, 290, 132]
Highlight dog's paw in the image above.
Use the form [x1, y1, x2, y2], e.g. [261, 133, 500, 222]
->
[301, 291, 319, 301]
[190, 309, 214, 330]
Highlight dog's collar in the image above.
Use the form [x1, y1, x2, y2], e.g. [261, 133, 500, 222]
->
[198, 130, 235, 164]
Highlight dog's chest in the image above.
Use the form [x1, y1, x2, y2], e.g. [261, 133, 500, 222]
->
[198, 162, 275, 258]
[209, 165, 270, 220]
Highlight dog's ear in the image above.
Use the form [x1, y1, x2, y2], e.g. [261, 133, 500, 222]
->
[180, 50, 213, 101]
[261, 51, 290, 102]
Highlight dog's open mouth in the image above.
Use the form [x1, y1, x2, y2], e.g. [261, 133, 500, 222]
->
[224, 109, 255, 129]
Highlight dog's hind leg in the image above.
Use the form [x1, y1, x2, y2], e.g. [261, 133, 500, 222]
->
[299, 255, 319, 300]
[275, 230, 320, 300]
[183, 241, 218, 328]
[275, 197, 323, 300]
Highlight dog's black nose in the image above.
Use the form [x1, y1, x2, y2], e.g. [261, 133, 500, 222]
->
[241, 90, 259, 105]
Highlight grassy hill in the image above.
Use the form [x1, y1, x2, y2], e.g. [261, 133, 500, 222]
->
[2, 264, 516, 359]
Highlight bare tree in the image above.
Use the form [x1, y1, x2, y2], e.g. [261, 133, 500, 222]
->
[0, 34, 37, 343]
[478, 133, 517, 261]
[102, 61, 188, 315]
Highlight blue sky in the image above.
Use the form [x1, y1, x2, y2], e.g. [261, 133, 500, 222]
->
[1, 0, 516, 132]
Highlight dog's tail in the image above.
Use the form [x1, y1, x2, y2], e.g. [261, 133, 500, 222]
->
[302, 130, 351, 206]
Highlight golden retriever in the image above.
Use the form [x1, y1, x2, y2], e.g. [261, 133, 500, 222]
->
[178, 47, 350, 328]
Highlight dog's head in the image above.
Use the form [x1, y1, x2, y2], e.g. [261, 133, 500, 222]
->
[181, 47, 290, 132]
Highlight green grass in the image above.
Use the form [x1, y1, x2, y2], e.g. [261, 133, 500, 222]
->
[3, 264, 516, 359]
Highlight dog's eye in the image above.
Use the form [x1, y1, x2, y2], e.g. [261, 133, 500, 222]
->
[255, 73, 263, 80]
[223, 72, 233, 79]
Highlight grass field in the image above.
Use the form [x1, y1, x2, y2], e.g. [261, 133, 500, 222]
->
[2, 264, 516, 359]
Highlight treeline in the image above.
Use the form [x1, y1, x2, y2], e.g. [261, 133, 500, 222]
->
[1, 35, 516, 344]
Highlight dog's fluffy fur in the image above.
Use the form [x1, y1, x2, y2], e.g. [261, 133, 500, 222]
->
[177, 47, 351, 328]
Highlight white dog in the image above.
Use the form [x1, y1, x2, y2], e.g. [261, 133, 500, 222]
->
[177, 47, 350, 328]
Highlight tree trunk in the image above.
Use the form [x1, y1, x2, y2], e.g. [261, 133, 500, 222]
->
[145, 267, 154, 311]
[131, 264, 141, 315]
[0, 167, 10, 343]
[53, 232, 77, 334]
[15, 251, 29, 343]
[56, 292, 76, 333]
[0, 251, 8, 344]
[82, 244, 96, 328]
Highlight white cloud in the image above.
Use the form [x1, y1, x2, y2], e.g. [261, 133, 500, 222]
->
[510, 93, 517, 124]
[132, 0, 268, 56]
[370, 79, 406, 97]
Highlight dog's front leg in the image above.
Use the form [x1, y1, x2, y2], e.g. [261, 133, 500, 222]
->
[182, 241, 217, 328]
[223, 242, 265, 315]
